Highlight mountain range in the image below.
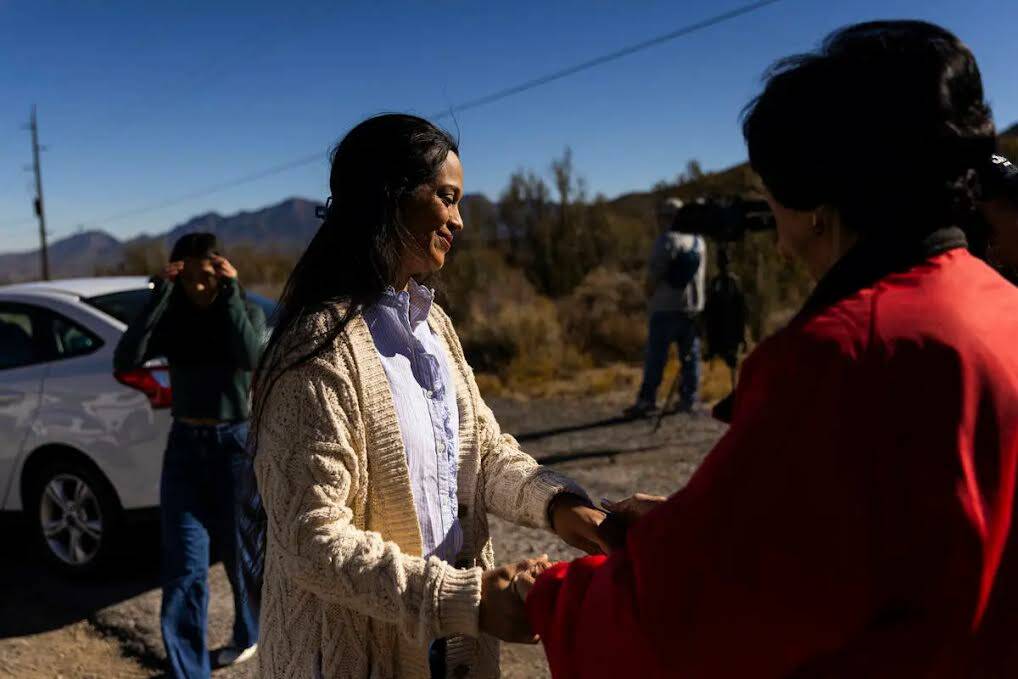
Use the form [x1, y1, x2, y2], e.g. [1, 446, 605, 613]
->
[2, 120, 1016, 283]
[0, 195, 495, 283]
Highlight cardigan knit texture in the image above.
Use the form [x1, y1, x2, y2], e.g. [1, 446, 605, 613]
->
[253, 300, 585, 678]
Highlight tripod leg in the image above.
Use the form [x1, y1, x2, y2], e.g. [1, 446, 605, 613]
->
[653, 366, 682, 433]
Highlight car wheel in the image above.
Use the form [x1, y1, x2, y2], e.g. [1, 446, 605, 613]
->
[27, 459, 122, 576]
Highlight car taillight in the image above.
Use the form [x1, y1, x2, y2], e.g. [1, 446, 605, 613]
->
[114, 367, 172, 409]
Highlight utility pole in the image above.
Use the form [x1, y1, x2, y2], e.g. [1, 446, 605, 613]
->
[28, 105, 50, 280]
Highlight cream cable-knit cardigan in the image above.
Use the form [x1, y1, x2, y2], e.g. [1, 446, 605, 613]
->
[253, 302, 587, 679]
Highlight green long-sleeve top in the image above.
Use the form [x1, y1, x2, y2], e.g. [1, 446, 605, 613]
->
[113, 277, 267, 421]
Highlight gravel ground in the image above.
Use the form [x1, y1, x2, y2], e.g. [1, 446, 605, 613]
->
[0, 392, 725, 678]
[487, 395, 723, 679]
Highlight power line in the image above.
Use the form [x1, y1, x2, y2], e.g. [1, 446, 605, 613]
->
[66, 0, 784, 233]
[0, 10, 340, 236]
[83, 152, 324, 227]
[431, 0, 784, 119]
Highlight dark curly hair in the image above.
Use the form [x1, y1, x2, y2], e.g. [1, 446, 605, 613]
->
[169, 232, 220, 261]
[742, 20, 996, 240]
[266, 113, 458, 365]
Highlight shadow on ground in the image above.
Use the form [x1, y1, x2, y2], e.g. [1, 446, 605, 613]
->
[0, 396, 726, 679]
[0, 513, 161, 640]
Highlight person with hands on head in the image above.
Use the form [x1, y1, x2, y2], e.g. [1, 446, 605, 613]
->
[247, 114, 603, 679]
[524, 21, 1018, 678]
[114, 233, 266, 679]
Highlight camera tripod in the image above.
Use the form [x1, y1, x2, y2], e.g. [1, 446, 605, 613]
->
[651, 356, 737, 433]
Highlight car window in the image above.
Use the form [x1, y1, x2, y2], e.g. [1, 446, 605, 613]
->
[49, 314, 101, 358]
[0, 308, 40, 370]
[85, 289, 151, 325]
[86, 287, 277, 327]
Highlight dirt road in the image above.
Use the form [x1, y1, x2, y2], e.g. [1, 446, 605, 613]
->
[0, 393, 724, 678]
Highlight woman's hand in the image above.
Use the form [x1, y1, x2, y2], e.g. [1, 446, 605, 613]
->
[601, 493, 667, 520]
[158, 261, 184, 281]
[597, 494, 668, 552]
[511, 558, 553, 603]
[479, 557, 550, 643]
[211, 254, 238, 279]
[550, 494, 608, 555]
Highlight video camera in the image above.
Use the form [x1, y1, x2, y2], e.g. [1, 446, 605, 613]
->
[984, 154, 1017, 201]
[671, 196, 775, 242]
[967, 153, 1018, 272]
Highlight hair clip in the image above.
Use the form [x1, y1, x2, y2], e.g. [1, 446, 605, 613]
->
[315, 196, 333, 220]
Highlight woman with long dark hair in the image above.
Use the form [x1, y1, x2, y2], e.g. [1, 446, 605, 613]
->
[246, 114, 605, 678]
[521, 21, 1018, 677]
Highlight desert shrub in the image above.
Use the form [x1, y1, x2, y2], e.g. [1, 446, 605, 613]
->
[438, 246, 584, 377]
[226, 244, 297, 290]
[700, 356, 737, 403]
[560, 267, 647, 363]
[94, 238, 167, 276]
[725, 231, 813, 342]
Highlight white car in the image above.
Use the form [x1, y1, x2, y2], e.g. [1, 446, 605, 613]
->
[0, 276, 275, 574]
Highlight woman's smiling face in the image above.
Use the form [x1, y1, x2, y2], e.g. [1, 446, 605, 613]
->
[398, 151, 464, 283]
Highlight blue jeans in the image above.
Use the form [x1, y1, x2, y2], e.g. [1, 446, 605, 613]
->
[160, 421, 260, 679]
[637, 311, 701, 407]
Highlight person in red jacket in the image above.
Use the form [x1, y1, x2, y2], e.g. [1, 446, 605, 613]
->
[519, 20, 1018, 678]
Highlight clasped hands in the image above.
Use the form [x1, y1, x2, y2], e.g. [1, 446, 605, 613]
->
[477, 493, 666, 643]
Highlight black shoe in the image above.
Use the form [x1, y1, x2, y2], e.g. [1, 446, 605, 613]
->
[623, 401, 659, 419]
[660, 401, 699, 416]
[675, 401, 703, 416]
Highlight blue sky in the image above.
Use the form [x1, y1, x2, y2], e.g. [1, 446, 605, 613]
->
[1, 0, 1016, 252]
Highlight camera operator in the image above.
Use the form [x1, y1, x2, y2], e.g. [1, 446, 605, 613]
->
[624, 197, 707, 418]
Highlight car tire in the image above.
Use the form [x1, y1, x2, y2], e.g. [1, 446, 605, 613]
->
[26, 458, 123, 576]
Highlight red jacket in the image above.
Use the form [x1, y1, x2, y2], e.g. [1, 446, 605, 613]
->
[527, 244, 1018, 678]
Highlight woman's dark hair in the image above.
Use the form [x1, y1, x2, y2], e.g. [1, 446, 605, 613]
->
[238, 113, 459, 609]
[169, 232, 219, 261]
[260, 113, 458, 374]
[742, 20, 996, 239]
